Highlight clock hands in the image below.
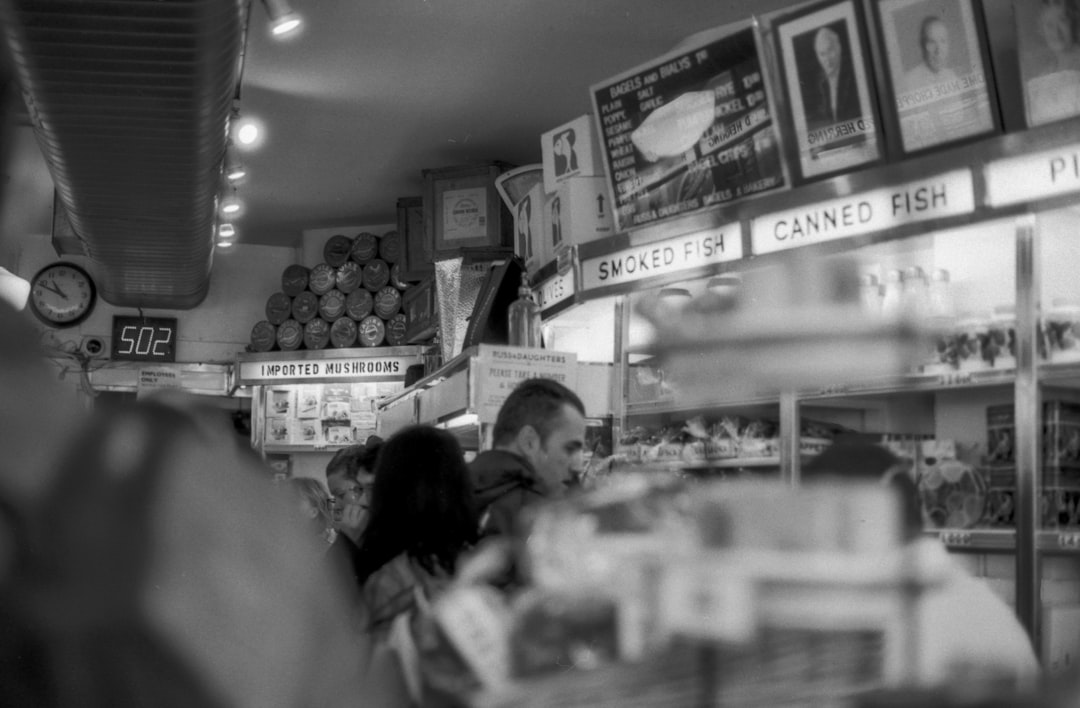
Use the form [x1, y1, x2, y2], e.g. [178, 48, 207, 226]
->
[40, 280, 69, 299]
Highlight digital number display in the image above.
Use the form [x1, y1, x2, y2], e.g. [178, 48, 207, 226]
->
[111, 316, 177, 362]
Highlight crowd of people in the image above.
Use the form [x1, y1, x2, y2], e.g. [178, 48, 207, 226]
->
[0, 297, 1050, 707]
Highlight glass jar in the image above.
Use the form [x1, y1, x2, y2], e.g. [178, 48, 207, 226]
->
[880, 269, 905, 318]
[1046, 298, 1080, 362]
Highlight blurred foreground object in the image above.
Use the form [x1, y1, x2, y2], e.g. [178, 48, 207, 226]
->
[636, 256, 934, 400]
[0, 395, 383, 708]
[429, 476, 958, 707]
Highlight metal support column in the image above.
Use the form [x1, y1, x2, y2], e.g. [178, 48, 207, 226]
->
[1014, 214, 1041, 652]
[611, 295, 629, 453]
[779, 390, 800, 487]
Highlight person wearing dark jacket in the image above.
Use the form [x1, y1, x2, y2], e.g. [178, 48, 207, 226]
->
[470, 378, 586, 538]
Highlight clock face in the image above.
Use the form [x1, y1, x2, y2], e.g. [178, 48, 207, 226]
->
[29, 262, 97, 327]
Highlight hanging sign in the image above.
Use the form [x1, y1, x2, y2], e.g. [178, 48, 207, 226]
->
[534, 269, 575, 313]
[581, 224, 741, 291]
[751, 169, 974, 255]
[473, 346, 577, 424]
[984, 143, 1080, 207]
[237, 356, 417, 383]
[591, 23, 785, 233]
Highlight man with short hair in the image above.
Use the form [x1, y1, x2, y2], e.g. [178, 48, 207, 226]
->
[902, 16, 959, 94]
[470, 377, 587, 537]
[325, 437, 382, 544]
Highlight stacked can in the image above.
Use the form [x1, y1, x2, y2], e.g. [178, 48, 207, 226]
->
[248, 231, 409, 352]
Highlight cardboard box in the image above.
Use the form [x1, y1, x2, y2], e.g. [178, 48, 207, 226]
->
[423, 162, 515, 255]
[546, 176, 615, 260]
[512, 183, 545, 275]
[540, 114, 605, 194]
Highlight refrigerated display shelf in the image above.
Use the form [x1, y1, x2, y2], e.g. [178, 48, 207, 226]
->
[625, 395, 781, 417]
[922, 528, 1080, 553]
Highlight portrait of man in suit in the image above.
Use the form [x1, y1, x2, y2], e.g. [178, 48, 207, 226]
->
[803, 23, 861, 132]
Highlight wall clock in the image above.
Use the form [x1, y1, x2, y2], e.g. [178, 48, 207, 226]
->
[28, 261, 97, 327]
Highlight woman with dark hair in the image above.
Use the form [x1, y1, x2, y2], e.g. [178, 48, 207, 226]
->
[353, 425, 479, 637]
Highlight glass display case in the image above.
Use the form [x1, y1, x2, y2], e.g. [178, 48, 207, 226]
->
[587, 121, 1080, 665]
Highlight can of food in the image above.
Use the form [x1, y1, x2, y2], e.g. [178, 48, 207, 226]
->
[379, 230, 401, 263]
[351, 232, 380, 263]
[362, 259, 390, 292]
[374, 286, 402, 319]
[386, 313, 408, 345]
[303, 317, 331, 350]
[276, 319, 303, 350]
[308, 263, 336, 295]
[358, 315, 386, 347]
[291, 291, 319, 323]
[330, 316, 358, 348]
[265, 291, 293, 325]
[323, 234, 354, 268]
[336, 261, 362, 294]
[390, 263, 411, 290]
[250, 320, 277, 352]
[281, 264, 310, 297]
[345, 288, 374, 320]
[319, 289, 347, 321]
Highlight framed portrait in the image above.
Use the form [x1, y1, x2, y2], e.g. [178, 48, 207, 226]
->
[1015, 0, 1080, 128]
[873, 0, 999, 155]
[774, 0, 884, 182]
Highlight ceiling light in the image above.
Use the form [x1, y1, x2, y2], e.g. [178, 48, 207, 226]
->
[224, 147, 246, 182]
[216, 239, 235, 249]
[235, 120, 260, 147]
[220, 195, 242, 215]
[219, 223, 236, 238]
[262, 0, 303, 37]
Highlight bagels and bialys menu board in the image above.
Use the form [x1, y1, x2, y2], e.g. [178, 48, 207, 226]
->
[591, 24, 786, 232]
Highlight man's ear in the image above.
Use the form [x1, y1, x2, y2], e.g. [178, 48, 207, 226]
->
[514, 425, 541, 458]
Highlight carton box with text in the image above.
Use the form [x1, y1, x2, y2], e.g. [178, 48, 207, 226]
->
[513, 183, 546, 275]
[541, 114, 605, 194]
[547, 176, 616, 259]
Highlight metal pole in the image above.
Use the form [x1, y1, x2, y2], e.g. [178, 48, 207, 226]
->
[779, 390, 800, 487]
[1014, 214, 1041, 652]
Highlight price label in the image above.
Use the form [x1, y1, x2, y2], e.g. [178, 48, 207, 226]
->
[940, 530, 973, 547]
[936, 371, 974, 387]
[1058, 532, 1080, 549]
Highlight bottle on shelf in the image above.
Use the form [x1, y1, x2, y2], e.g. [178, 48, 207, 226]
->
[881, 269, 905, 318]
[859, 273, 882, 316]
[902, 265, 928, 318]
[508, 272, 542, 348]
[927, 268, 955, 320]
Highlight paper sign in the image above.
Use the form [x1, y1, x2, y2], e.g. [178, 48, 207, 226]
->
[136, 366, 182, 400]
[985, 144, 1080, 207]
[473, 346, 577, 424]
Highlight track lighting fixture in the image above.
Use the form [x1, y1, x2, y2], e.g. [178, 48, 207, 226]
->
[219, 223, 236, 238]
[262, 0, 303, 38]
[224, 146, 246, 182]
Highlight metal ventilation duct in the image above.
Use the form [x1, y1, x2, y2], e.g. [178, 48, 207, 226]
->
[0, 0, 247, 309]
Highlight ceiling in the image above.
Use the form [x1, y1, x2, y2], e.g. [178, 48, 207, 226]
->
[232, 0, 796, 248]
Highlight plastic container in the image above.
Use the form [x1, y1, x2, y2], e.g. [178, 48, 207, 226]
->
[1046, 298, 1080, 362]
[954, 314, 990, 371]
[987, 305, 1016, 369]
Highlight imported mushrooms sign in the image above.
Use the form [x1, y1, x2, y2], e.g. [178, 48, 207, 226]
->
[591, 23, 786, 232]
